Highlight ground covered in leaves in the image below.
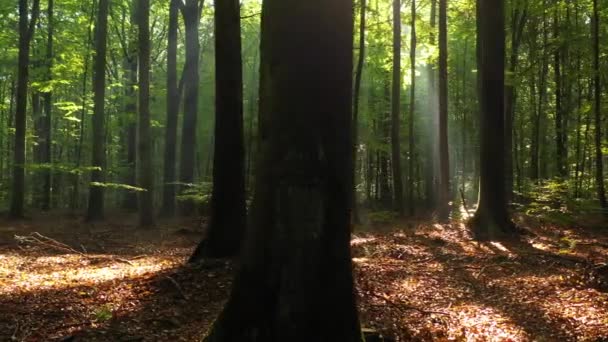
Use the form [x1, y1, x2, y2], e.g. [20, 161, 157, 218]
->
[0, 212, 607, 341]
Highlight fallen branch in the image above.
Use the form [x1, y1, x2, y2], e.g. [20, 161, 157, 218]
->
[165, 276, 188, 300]
[366, 292, 451, 316]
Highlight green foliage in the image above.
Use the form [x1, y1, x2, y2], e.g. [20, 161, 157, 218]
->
[93, 305, 113, 322]
[368, 211, 398, 225]
[90, 182, 147, 192]
[175, 182, 212, 205]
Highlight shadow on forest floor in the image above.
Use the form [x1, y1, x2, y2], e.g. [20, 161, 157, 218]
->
[0, 211, 607, 341]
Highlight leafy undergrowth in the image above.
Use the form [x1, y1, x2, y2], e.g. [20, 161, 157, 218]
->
[0, 212, 607, 341]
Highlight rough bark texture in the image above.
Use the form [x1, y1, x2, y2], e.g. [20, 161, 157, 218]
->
[190, 0, 246, 260]
[161, 0, 181, 217]
[179, 0, 201, 216]
[86, 0, 109, 222]
[437, 0, 450, 220]
[202, 0, 361, 340]
[137, 0, 155, 227]
[470, 0, 515, 240]
[391, 0, 404, 214]
[10, 0, 40, 219]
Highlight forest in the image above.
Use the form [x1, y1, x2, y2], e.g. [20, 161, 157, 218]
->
[0, 0, 607, 340]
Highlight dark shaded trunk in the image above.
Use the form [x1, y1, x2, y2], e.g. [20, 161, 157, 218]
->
[437, 0, 450, 220]
[202, 0, 360, 340]
[137, 0, 156, 227]
[10, 0, 40, 219]
[391, 0, 404, 214]
[554, 4, 566, 178]
[189, 0, 246, 260]
[179, 0, 202, 216]
[40, 0, 53, 211]
[408, 0, 416, 216]
[86, 0, 109, 222]
[592, 0, 607, 209]
[352, 0, 366, 224]
[161, 0, 181, 217]
[471, 0, 515, 240]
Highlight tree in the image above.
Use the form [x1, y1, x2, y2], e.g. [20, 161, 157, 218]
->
[352, 0, 366, 224]
[137, 0, 155, 227]
[40, 0, 53, 211]
[161, 0, 181, 217]
[408, 0, 416, 216]
[391, 0, 404, 214]
[86, 0, 109, 222]
[437, 0, 450, 220]
[592, 0, 607, 210]
[189, 0, 246, 260]
[202, 0, 360, 339]
[178, 0, 202, 216]
[470, 0, 515, 240]
[10, 0, 40, 219]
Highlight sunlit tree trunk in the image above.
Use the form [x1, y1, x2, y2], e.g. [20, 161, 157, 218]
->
[190, 0, 246, 260]
[202, 0, 360, 339]
[85, 0, 109, 222]
[39, 0, 53, 211]
[408, 0, 416, 216]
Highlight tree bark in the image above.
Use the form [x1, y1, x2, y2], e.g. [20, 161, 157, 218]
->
[592, 0, 607, 209]
[352, 0, 366, 224]
[86, 0, 109, 222]
[161, 0, 181, 217]
[137, 0, 156, 227]
[391, 0, 404, 214]
[408, 0, 416, 216]
[189, 0, 246, 260]
[202, 0, 360, 339]
[470, 0, 515, 240]
[11, 0, 41, 219]
[179, 0, 202, 216]
[40, 0, 53, 211]
[437, 0, 450, 220]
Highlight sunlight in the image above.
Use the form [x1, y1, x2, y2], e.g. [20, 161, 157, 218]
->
[454, 304, 526, 341]
[0, 254, 181, 295]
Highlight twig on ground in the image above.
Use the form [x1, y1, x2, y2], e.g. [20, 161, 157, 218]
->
[367, 292, 451, 316]
[165, 276, 188, 300]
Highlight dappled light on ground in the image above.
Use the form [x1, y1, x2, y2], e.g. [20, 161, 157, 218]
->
[0, 214, 606, 341]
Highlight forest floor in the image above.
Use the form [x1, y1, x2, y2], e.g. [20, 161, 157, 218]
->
[0, 212, 607, 341]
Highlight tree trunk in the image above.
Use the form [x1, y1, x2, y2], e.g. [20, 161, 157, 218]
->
[437, 0, 450, 220]
[592, 0, 607, 209]
[408, 0, 416, 216]
[352, 0, 366, 224]
[40, 0, 53, 211]
[554, 3, 566, 178]
[161, 0, 181, 217]
[10, 0, 40, 219]
[425, 0, 437, 209]
[202, 0, 360, 340]
[137, 0, 156, 227]
[470, 0, 515, 240]
[85, 0, 109, 222]
[189, 0, 246, 260]
[179, 0, 202, 216]
[391, 0, 404, 215]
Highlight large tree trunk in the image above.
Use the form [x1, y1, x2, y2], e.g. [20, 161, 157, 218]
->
[470, 0, 515, 240]
[10, 0, 40, 219]
[179, 0, 202, 216]
[425, 0, 437, 209]
[554, 3, 566, 178]
[137, 0, 155, 227]
[161, 0, 181, 217]
[86, 0, 109, 222]
[202, 0, 360, 339]
[189, 0, 246, 260]
[391, 0, 404, 214]
[352, 0, 366, 224]
[437, 0, 450, 220]
[592, 0, 607, 210]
